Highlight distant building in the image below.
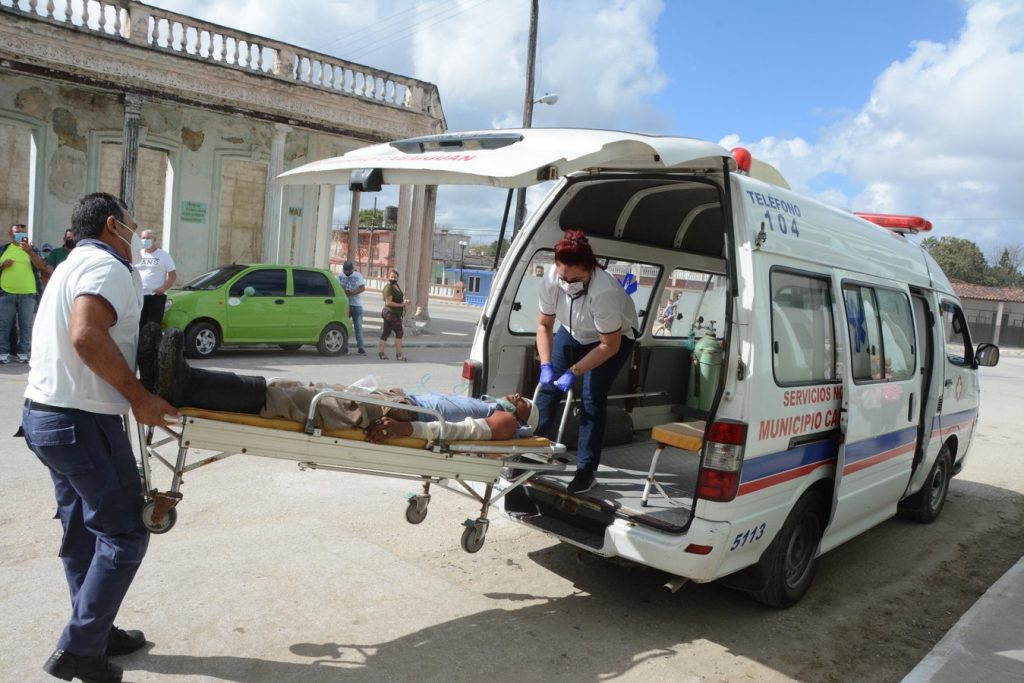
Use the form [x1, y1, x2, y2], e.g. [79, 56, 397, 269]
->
[953, 281, 1024, 348]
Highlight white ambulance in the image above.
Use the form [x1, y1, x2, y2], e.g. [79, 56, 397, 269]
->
[281, 129, 1000, 606]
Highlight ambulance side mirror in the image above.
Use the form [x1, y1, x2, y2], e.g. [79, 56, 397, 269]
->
[974, 343, 999, 368]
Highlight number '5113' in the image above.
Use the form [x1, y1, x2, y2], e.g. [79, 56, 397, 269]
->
[731, 522, 767, 551]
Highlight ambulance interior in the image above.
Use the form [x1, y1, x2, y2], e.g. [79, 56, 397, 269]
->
[494, 174, 732, 538]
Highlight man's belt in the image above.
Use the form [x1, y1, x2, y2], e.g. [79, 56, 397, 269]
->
[24, 399, 78, 414]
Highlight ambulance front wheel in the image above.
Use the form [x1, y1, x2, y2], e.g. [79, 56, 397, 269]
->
[141, 501, 178, 534]
[751, 489, 825, 608]
[899, 448, 952, 524]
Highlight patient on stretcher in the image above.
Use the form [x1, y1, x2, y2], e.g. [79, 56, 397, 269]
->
[139, 325, 538, 442]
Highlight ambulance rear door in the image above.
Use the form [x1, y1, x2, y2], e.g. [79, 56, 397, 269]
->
[827, 273, 922, 546]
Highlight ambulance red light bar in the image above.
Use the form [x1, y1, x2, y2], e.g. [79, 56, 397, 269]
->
[854, 212, 932, 233]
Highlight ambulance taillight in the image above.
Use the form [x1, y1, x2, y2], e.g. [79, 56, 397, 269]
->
[697, 421, 747, 502]
[462, 359, 483, 396]
[853, 212, 932, 233]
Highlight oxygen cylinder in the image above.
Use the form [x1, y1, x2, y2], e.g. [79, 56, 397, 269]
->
[686, 334, 724, 412]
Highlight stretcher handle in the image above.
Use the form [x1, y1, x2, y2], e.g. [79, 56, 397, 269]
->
[532, 384, 574, 446]
[304, 389, 447, 441]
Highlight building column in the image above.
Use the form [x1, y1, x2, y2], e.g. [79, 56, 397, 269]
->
[119, 92, 144, 214]
[393, 184, 414, 280]
[347, 190, 361, 270]
[404, 186, 427, 334]
[263, 123, 289, 262]
[313, 184, 334, 270]
[414, 185, 438, 323]
[994, 301, 1005, 346]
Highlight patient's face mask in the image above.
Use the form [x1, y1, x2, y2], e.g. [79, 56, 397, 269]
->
[483, 395, 518, 416]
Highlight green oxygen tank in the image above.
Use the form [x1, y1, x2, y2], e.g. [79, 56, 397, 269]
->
[686, 327, 723, 412]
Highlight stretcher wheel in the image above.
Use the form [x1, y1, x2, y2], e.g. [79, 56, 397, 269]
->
[141, 501, 177, 534]
[460, 524, 486, 553]
[405, 499, 429, 524]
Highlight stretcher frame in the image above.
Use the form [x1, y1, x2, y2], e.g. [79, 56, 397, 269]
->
[135, 388, 571, 553]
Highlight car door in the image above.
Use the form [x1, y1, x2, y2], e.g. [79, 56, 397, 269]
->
[827, 274, 922, 544]
[290, 269, 341, 339]
[936, 300, 980, 463]
[224, 267, 289, 342]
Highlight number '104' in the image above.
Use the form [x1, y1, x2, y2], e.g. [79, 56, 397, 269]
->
[764, 211, 800, 237]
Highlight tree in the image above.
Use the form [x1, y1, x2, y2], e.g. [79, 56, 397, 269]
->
[920, 236, 991, 285]
[481, 238, 511, 258]
[357, 208, 384, 228]
[988, 245, 1024, 288]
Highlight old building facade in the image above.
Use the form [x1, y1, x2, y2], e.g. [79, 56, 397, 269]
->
[0, 0, 445, 287]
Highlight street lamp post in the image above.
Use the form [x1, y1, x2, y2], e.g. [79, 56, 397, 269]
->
[458, 240, 468, 285]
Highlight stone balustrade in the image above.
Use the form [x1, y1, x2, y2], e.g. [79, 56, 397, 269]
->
[0, 0, 439, 115]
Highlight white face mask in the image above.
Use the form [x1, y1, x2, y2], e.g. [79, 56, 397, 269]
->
[115, 220, 143, 258]
[558, 278, 586, 299]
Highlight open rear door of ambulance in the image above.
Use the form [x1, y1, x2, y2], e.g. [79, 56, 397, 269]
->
[278, 129, 735, 189]
[827, 272, 921, 548]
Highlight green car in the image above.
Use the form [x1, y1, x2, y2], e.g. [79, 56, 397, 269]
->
[164, 264, 352, 359]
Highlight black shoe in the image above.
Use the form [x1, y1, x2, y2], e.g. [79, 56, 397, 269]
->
[106, 626, 146, 656]
[43, 649, 123, 682]
[567, 469, 596, 494]
[138, 323, 162, 392]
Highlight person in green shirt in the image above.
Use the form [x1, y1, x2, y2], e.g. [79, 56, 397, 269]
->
[44, 229, 76, 275]
[0, 223, 46, 363]
[378, 268, 410, 361]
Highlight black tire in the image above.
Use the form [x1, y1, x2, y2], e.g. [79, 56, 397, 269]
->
[751, 489, 825, 608]
[405, 500, 428, 525]
[899, 448, 952, 523]
[279, 344, 302, 352]
[184, 321, 220, 359]
[460, 525, 486, 553]
[141, 501, 177, 534]
[316, 323, 348, 356]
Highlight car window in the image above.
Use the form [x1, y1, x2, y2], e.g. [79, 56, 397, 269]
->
[293, 270, 334, 296]
[653, 268, 727, 339]
[181, 264, 247, 291]
[770, 270, 836, 384]
[229, 269, 287, 297]
[941, 301, 974, 366]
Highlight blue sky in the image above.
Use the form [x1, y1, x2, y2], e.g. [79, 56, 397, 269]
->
[151, 0, 1024, 257]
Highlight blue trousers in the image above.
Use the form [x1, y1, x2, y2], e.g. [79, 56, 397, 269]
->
[22, 405, 150, 656]
[349, 305, 365, 352]
[0, 292, 36, 356]
[535, 327, 635, 472]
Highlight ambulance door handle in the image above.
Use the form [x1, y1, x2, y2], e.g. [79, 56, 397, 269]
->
[908, 393, 915, 422]
[944, 379, 953, 387]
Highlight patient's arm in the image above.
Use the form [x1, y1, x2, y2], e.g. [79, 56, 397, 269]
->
[366, 411, 517, 443]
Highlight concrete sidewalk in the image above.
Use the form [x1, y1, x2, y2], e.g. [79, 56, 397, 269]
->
[903, 555, 1024, 682]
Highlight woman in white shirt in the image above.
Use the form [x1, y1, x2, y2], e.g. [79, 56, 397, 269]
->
[535, 230, 639, 494]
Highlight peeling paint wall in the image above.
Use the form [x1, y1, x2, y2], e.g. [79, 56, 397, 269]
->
[0, 73, 366, 281]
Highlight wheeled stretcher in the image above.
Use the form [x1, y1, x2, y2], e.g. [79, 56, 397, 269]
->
[135, 389, 570, 553]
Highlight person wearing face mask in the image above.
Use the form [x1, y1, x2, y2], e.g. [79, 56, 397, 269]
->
[21, 193, 178, 683]
[134, 229, 177, 330]
[378, 268, 410, 361]
[44, 228, 77, 278]
[0, 222, 46, 363]
[534, 230, 639, 494]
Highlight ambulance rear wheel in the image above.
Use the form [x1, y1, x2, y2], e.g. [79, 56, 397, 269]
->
[751, 489, 825, 608]
[141, 501, 177, 534]
[899, 448, 952, 524]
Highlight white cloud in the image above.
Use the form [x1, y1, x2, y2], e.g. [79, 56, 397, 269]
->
[729, 0, 1024, 252]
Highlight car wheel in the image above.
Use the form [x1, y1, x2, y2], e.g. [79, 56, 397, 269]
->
[899, 447, 952, 523]
[317, 323, 347, 356]
[185, 321, 221, 359]
[751, 489, 825, 608]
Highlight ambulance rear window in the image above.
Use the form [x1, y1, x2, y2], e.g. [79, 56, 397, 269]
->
[770, 270, 837, 385]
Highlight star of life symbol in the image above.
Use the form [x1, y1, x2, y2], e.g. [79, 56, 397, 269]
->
[955, 375, 964, 401]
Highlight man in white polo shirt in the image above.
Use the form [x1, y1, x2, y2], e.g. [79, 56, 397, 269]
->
[21, 192, 178, 683]
[134, 229, 176, 330]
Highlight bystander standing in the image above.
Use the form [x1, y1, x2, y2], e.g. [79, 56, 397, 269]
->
[0, 222, 45, 363]
[134, 229, 176, 329]
[338, 260, 367, 355]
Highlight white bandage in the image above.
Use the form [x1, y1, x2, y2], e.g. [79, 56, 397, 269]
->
[408, 418, 492, 442]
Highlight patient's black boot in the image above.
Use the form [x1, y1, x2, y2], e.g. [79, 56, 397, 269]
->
[138, 322, 162, 392]
[157, 328, 267, 413]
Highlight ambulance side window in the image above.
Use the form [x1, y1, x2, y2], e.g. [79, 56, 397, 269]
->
[875, 289, 916, 381]
[842, 284, 884, 381]
[941, 301, 974, 366]
[654, 269, 727, 338]
[770, 271, 836, 385]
